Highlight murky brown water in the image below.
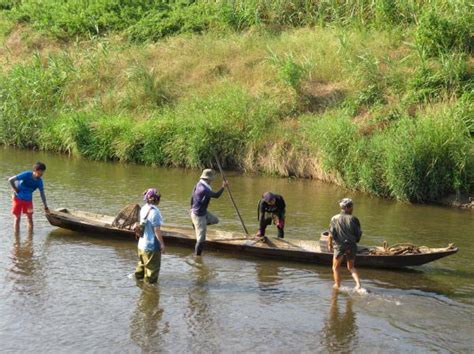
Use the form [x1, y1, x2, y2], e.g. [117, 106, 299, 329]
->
[0, 147, 473, 352]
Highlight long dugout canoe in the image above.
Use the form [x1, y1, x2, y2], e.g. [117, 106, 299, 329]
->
[45, 208, 458, 269]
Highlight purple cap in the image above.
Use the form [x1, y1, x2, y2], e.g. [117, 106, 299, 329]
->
[262, 192, 275, 203]
[143, 188, 161, 201]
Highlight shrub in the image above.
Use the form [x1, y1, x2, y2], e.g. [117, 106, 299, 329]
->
[11, 0, 158, 39]
[127, 2, 218, 42]
[301, 111, 358, 182]
[380, 111, 472, 201]
[408, 53, 471, 102]
[121, 65, 175, 110]
[415, 10, 472, 58]
[0, 54, 70, 147]
[301, 106, 473, 201]
[162, 84, 279, 168]
[39, 112, 93, 155]
[83, 114, 134, 161]
[268, 51, 309, 92]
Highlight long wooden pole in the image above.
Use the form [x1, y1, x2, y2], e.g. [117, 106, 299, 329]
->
[213, 154, 249, 236]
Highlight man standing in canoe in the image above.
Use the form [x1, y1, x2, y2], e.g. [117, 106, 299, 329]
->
[329, 198, 362, 290]
[135, 188, 165, 284]
[8, 162, 50, 234]
[256, 192, 286, 239]
[190, 169, 227, 256]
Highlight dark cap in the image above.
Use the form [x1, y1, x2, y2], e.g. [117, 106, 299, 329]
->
[263, 192, 275, 203]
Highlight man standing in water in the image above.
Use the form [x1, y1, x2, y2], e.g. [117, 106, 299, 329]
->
[135, 188, 165, 283]
[190, 169, 227, 256]
[329, 198, 362, 290]
[8, 162, 49, 233]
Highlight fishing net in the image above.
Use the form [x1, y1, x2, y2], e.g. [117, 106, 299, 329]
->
[112, 203, 140, 230]
[365, 241, 432, 255]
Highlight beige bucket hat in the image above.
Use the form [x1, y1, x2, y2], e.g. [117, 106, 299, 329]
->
[200, 168, 216, 180]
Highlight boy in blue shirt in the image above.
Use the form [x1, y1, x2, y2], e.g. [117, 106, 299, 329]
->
[135, 188, 165, 283]
[8, 162, 49, 233]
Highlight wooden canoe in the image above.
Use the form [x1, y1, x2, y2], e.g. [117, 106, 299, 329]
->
[45, 209, 458, 269]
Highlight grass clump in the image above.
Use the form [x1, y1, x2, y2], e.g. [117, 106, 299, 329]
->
[160, 84, 281, 168]
[127, 1, 219, 42]
[39, 111, 93, 155]
[302, 107, 473, 201]
[381, 110, 472, 201]
[10, 0, 158, 39]
[0, 54, 71, 147]
[415, 8, 473, 58]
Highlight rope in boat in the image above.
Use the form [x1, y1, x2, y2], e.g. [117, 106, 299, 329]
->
[365, 241, 456, 255]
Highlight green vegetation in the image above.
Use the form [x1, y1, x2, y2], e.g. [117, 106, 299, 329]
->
[0, 0, 472, 202]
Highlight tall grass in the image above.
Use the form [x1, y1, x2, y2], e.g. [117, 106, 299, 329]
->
[302, 106, 473, 201]
[0, 54, 71, 147]
[38, 84, 283, 167]
[5, 0, 472, 43]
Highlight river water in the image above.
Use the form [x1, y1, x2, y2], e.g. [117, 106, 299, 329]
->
[0, 147, 472, 352]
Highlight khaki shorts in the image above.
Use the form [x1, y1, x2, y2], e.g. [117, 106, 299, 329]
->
[333, 242, 357, 261]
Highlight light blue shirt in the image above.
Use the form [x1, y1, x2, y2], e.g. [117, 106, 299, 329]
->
[138, 204, 163, 252]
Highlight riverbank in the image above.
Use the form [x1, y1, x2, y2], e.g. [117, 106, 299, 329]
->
[438, 194, 474, 209]
[0, 1, 472, 203]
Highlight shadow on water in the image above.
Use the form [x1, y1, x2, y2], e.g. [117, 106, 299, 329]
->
[129, 282, 168, 352]
[183, 256, 219, 352]
[319, 289, 358, 352]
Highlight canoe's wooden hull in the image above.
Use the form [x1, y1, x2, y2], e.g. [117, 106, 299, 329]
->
[46, 209, 458, 269]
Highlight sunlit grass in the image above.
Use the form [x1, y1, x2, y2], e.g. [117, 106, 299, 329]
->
[0, 0, 472, 201]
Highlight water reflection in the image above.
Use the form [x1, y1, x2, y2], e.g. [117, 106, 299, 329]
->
[130, 283, 167, 352]
[255, 263, 283, 296]
[10, 231, 34, 273]
[185, 257, 218, 352]
[8, 232, 37, 293]
[320, 289, 358, 352]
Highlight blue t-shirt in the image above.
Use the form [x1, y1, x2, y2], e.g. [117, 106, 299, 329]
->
[14, 171, 44, 201]
[138, 205, 163, 252]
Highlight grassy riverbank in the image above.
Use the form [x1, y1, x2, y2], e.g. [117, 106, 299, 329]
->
[0, 0, 472, 202]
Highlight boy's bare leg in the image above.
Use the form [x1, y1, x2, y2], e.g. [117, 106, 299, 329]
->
[26, 213, 33, 232]
[13, 215, 20, 235]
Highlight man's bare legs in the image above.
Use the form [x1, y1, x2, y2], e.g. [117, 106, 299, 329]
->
[333, 256, 362, 290]
[332, 255, 343, 289]
[346, 259, 361, 290]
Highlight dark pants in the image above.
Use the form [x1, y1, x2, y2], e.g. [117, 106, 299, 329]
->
[260, 215, 285, 238]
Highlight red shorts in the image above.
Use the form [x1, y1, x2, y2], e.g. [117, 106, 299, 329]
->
[11, 196, 33, 216]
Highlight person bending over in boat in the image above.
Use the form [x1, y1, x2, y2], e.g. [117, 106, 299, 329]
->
[329, 198, 362, 290]
[135, 188, 165, 284]
[8, 162, 50, 234]
[256, 192, 286, 239]
[190, 169, 227, 256]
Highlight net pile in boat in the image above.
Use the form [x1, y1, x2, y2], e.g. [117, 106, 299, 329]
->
[366, 241, 431, 255]
[112, 204, 140, 230]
